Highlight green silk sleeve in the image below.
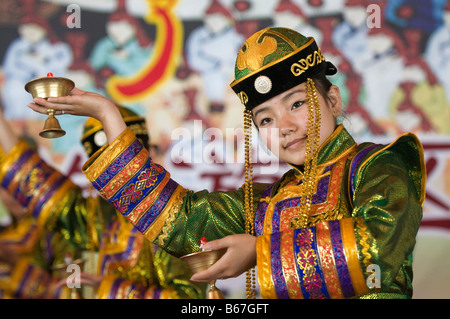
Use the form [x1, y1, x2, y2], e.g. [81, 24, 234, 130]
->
[83, 127, 267, 257]
[158, 184, 267, 257]
[350, 133, 426, 297]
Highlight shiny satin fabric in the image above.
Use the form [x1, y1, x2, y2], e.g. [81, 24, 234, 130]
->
[84, 125, 425, 299]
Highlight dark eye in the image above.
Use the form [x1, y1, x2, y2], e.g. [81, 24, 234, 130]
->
[259, 117, 272, 126]
[292, 100, 305, 110]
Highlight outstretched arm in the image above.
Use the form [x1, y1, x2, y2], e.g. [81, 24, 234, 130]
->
[27, 87, 127, 144]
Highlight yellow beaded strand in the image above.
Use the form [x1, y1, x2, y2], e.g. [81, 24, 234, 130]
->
[293, 78, 321, 229]
[243, 108, 256, 299]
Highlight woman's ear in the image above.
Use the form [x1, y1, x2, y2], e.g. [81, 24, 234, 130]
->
[327, 85, 342, 117]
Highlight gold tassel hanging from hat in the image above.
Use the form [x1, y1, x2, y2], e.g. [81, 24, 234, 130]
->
[243, 108, 256, 299]
[292, 78, 322, 229]
[242, 78, 322, 297]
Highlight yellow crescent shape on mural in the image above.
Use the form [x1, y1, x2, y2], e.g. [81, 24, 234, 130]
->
[105, 0, 183, 102]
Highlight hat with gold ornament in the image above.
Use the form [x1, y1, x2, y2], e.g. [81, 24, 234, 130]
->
[231, 28, 337, 299]
[81, 106, 148, 157]
[230, 27, 337, 110]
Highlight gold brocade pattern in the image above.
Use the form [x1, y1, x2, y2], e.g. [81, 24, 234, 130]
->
[114, 239, 156, 287]
[291, 48, 326, 77]
[340, 218, 369, 296]
[355, 217, 371, 268]
[82, 127, 136, 181]
[236, 32, 277, 71]
[0, 140, 29, 182]
[263, 143, 354, 235]
[156, 186, 188, 245]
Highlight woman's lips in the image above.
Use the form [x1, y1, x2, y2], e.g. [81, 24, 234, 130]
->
[284, 137, 306, 150]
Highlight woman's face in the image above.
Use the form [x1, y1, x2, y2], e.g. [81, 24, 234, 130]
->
[252, 82, 341, 166]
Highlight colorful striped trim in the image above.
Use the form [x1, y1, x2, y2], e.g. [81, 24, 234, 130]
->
[294, 227, 329, 298]
[126, 174, 170, 224]
[254, 184, 274, 236]
[329, 219, 355, 297]
[109, 277, 126, 299]
[280, 229, 303, 298]
[13, 261, 33, 298]
[0, 140, 30, 182]
[106, 163, 168, 216]
[30, 172, 65, 219]
[273, 197, 300, 233]
[340, 218, 369, 296]
[1, 149, 34, 191]
[99, 228, 142, 274]
[257, 218, 370, 299]
[9, 258, 50, 298]
[96, 274, 119, 299]
[349, 143, 380, 201]
[355, 217, 372, 268]
[256, 234, 277, 299]
[83, 127, 137, 182]
[13, 158, 56, 208]
[152, 185, 188, 244]
[271, 231, 289, 298]
[316, 221, 344, 298]
[101, 147, 149, 199]
[86, 131, 185, 243]
[133, 178, 178, 233]
[94, 139, 145, 192]
[8, 154, 41, 196]
[38, 179, 76, 228]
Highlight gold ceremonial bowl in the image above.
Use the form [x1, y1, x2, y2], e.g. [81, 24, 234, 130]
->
[181, 248, 227, 299]
[24, 76, 74, 138]
[25, 76, 74, 99]
[180, 248, 226, 274]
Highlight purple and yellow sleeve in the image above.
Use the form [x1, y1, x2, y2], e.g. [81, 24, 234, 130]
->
[7, 257, 71, 299]
[257, 218, 369, 299]
[82, 128, 257, 257]
[96, 274, 177, 299]
[0, 140, 77, 228]
[83, 128, 187, 244]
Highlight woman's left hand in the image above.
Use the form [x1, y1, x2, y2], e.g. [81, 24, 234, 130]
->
[189, 233, 256, 282]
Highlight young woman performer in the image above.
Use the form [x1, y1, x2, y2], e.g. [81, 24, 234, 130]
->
[28, 27, 426, 299]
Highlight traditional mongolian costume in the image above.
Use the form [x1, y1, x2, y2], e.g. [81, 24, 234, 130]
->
[81, 28, 426, 299]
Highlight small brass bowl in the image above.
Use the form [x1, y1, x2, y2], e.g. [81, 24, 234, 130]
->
[180, 248, 226, 274]
[25, 76, 74, 138]
[181, 248, 227, 299]
[25, 76, 74, 99]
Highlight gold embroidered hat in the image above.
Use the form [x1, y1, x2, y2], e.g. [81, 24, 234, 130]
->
[81, 106, 148, 157]
[230, 27, 337, 110]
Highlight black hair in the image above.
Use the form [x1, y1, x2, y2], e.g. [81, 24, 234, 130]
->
[311, 69, 333, 98]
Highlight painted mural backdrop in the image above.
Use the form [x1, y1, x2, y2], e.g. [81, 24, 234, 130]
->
[0, 0, 449, 298]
